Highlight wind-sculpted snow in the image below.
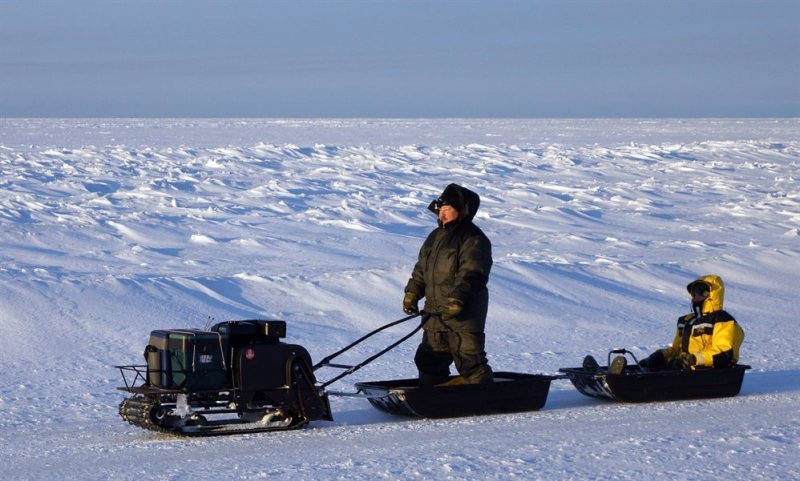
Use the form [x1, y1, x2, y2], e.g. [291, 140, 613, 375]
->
[0, 119, 798, 480]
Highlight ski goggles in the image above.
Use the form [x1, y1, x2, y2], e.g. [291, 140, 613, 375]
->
[432, 198, 452, 211]
[689, 282, 710, 298]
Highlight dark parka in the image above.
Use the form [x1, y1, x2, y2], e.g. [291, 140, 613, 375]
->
[404, 184, 492, 332]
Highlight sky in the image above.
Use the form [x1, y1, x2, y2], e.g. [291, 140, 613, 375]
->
[1, 0, 798, 118]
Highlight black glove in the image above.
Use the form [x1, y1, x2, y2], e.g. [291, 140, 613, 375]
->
[402, 292, 419, 315]
[442, 298, 463, 320]
[638, 350, 665, 369]
[678, 352, 696, 371]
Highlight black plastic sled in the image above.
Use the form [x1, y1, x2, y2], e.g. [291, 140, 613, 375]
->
[354, 372, 557, 418]
[559, 350, 750, 403]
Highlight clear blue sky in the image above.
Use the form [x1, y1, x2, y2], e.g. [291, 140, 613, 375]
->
[1, 0, 798, 117]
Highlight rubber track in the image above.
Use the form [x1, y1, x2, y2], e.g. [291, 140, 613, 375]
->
[118, 395, 308, 437]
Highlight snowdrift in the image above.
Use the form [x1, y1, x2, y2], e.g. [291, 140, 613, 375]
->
[1, 118, 798, 480]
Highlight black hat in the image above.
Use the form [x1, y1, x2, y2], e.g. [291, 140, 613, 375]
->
[433, 184, 463, 211]
[427, 183, 480, 220]
[433, 193, 462, 212]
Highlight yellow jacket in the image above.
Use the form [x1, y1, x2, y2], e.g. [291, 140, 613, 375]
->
[662, 275, 745, 368]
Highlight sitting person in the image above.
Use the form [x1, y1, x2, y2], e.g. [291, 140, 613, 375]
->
[585, 274, 745, 374]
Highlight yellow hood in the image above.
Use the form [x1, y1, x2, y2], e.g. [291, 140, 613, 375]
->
[687, 274, 725, 314]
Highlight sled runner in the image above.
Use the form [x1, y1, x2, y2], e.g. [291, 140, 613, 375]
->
[354, 372, 557, 418]
[559, 349, 750, 402]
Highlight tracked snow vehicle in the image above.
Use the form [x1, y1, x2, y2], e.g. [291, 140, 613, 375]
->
[117, 320, 332, 436]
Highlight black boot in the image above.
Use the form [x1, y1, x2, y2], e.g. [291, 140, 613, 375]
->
[582, 355, 601, 373]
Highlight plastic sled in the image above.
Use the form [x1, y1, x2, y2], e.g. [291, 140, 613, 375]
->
[559, 349, 750, 402]
[354, 371, 557, 418]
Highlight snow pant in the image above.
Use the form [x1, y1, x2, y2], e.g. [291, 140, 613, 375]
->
[414, 330, 493, 386]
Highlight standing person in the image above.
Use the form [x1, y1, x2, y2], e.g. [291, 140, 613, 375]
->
[591, 274, 745, 374]
[402, 183, 494, 386]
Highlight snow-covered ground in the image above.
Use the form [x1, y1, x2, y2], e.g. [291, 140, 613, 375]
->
[1, 118, 798, 480]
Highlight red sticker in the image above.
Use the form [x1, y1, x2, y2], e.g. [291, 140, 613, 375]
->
[244, 348, 255, 360]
